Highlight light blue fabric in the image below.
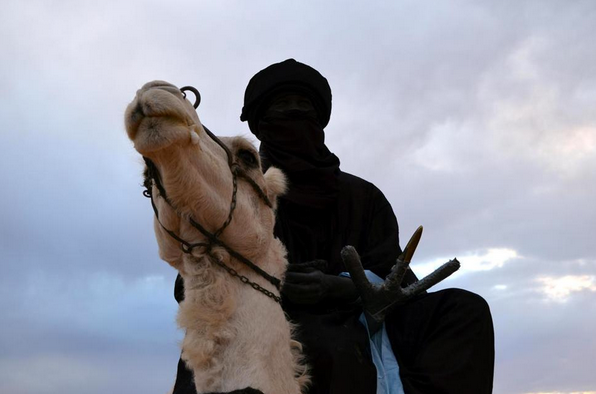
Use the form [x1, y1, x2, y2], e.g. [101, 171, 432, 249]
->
[340, 271, 405, 394]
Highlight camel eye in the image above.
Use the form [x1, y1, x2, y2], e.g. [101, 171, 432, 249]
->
[237, 149, 258, 169]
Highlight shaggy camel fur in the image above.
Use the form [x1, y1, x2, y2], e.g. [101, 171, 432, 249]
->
[125, 81, 309, 394]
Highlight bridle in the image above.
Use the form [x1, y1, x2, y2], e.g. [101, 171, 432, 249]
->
[142, 86, 282, 304]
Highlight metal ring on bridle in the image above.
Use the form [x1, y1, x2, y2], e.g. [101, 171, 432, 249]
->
[180, 86, 201, 108]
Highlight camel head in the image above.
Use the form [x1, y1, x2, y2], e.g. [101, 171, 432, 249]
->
[124, 81, 287, 277]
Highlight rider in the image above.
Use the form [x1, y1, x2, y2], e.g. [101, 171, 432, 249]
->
[173, 59, 495, 394]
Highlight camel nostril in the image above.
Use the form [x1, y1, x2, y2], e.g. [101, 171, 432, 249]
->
[128, 101, 146, 125]
[134, 101, 145, 117]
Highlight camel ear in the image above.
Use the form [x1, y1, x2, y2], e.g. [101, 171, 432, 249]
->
[263, 166, 287, 209]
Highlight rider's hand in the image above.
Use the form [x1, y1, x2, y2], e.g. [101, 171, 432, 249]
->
[283, 268, 330, 304]
[282, 261, 359, 305]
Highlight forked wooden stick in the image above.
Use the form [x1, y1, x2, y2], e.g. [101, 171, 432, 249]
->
[341, 226, 460, 325]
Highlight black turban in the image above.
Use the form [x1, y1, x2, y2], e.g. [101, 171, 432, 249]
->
[240, 59, 332, 132]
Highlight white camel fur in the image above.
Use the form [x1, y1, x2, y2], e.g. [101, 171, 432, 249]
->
[125, 81, 309, 394]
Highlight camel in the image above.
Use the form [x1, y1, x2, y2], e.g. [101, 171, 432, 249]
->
[125, 81, 308, 394]
[124, 80, 460, 394]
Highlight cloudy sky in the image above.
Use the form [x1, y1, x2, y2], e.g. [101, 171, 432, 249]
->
[1, 1, 595, 393]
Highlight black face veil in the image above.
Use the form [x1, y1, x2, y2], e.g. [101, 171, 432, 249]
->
[240, 59, 340, 208]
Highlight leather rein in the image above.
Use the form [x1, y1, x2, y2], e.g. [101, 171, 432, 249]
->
[142, 86, 282, 303]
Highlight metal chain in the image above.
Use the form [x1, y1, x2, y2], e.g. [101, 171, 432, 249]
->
[213, 165, 239, 238]
[209, 253, 282, 304]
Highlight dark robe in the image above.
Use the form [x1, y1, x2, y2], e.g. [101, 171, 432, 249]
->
[267, 172, 495, 394]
